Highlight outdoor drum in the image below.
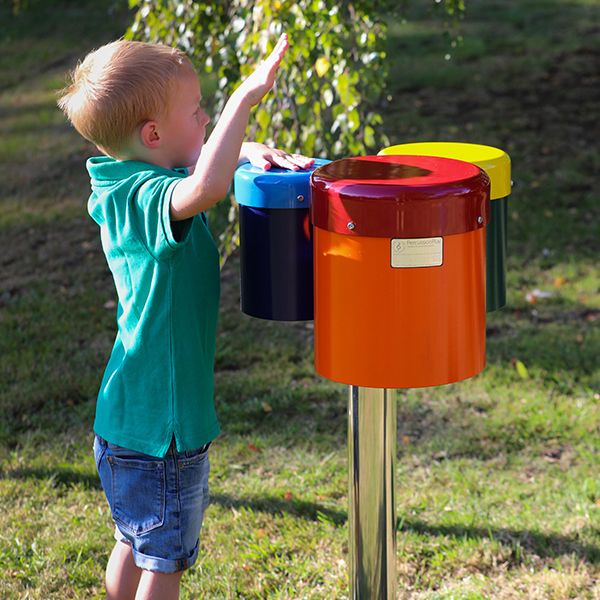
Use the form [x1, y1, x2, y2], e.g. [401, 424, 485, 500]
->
[234, 159, 329, 321]
[310, 154, 491, 388]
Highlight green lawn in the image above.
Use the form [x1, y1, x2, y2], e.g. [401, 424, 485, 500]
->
[0, 0, 598, 598]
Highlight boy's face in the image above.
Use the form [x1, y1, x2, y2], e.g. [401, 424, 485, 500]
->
[160, 69, 210, 168]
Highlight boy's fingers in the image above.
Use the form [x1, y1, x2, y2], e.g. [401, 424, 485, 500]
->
[250, 158, 272, 170]
[290, 154, 315, 168]
[274, 33, 288, 54]
[266, 33, 288, 64]
[272, 156, 299, 171]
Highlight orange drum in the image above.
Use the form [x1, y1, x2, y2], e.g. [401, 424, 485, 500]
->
[310, 155, 490, 388]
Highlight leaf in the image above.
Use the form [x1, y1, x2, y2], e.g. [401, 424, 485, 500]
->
[348, 108, 360, 133]
[261, 401, 273, 413]
[315, 56, 330, 77]
[336, 72, 351, 105]
[514, 359, 529, 380]
[364, 125, 375, 148]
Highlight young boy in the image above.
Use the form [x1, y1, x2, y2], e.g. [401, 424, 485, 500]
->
[58, 33, 313, 600]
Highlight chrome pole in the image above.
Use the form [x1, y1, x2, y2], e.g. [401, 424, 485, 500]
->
[348, 386, 397, 599]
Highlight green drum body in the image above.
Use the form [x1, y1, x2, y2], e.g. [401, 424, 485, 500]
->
[487, 196, 508, 310]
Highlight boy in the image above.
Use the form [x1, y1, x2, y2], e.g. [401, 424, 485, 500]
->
[58, 33, 313, 600]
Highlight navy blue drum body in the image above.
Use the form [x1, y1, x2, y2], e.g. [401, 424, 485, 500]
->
[234, 159, 329, 321]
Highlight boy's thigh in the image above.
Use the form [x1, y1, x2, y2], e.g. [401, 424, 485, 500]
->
[93, 435, 210, 573]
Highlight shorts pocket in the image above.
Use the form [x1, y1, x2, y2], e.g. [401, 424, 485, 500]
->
[178, 444, 210, 469]
[108, 454, 166, 535]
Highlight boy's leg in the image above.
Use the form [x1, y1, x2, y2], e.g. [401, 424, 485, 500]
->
[96, 437, 209, 600]
[135, 570, 184, 600]
[104, 539, 183, 600]
[106, 540, 142, 600]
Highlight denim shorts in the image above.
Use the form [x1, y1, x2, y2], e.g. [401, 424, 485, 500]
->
[93, 434, 210, 573]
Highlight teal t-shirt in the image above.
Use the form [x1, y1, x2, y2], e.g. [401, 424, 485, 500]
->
[87, 156, 221, 457]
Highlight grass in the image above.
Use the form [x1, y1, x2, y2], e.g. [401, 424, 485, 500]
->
[1, 0, 599, 598]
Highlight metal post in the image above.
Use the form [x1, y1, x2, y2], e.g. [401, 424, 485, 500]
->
[348, 386, 397, 599]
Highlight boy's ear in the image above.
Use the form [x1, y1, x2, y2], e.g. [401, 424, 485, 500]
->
[139, 120, 161, 149]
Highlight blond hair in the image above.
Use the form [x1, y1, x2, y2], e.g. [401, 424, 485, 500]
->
[57, 40, 193, 156]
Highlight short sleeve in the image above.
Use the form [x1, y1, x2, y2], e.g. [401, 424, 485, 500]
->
[130, 175, 193, 260]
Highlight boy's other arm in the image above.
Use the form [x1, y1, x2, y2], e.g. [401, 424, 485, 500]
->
[170, 34, 289, 221]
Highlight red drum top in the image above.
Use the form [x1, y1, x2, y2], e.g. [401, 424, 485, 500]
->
[310, 154, 490, 237]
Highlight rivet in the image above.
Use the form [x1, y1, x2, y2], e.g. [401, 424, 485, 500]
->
[297, 194, 304, 203]
[347, 221, 356, 230]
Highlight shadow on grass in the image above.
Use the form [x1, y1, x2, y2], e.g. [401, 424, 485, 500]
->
[398, 517, 600, 565]
[1, 466, 100, 490]
[211, 492, 346, 527]
[4, 463, 596, 566]
[211, 492, 600, 564]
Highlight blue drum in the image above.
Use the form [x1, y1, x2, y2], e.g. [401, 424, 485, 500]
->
[234, 159, 329, 321]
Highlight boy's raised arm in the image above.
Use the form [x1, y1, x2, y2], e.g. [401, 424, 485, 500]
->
[170, 34, 289, 221]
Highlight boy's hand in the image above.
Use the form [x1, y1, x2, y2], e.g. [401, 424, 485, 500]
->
[236, 33, 289, 106]
[241, 142, 315, 171]
[170, 33, 298, 220]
